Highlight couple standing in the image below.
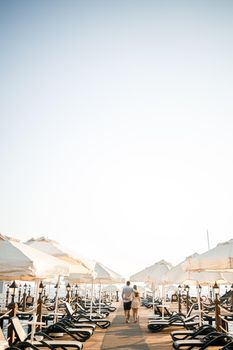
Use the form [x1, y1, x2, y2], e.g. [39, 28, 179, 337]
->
[121, 280, 140, 323]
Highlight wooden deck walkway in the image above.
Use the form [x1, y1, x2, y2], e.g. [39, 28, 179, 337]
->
[84, 302, 174, 350]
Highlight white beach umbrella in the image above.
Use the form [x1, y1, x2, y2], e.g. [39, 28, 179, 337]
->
[130, 259, 172, 285]
[0, 235, 70, 341]
[184, 239, 233, 273]
[67, 261, 125, 315]
[92, 261, 125, 284]
[65, 260, 124, 285]
[163, 253, 229, 326]
[93, 261, 124, 313]
[25, 237, 94, 279]
[164, 253, 226, 286]
[130, 260, 172, 305]
[25, 236, 96, 321]
[183, 240, 233, 329]
[0, 236, 69, 280]
[183, 241, 233, 291]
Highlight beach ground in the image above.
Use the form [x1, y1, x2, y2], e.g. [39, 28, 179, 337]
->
[83, 301, 174, 350]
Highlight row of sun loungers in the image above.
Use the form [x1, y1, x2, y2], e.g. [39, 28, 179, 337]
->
[1, 298, 116, 350]
[144, 297, 233, 350]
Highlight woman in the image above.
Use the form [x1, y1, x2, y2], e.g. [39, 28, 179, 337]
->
[131, 285, 140, 323]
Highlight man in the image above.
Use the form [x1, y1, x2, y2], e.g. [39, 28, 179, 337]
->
[121, 280, 133, 323]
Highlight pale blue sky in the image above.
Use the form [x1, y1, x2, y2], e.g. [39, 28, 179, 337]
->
[1, 0, 233, 278]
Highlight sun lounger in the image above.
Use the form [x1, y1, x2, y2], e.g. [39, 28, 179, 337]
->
[220, 340, 233, 350]
[44, 320, 94, 341]
[148, 314, 200, 332]
[11, 316, 83, 350]
[89, 300, 116, 312]
[59, 317, 97, 331]
[148, 305, 178, 321]
[75, 301, 110, 317]
[173, 332, 233, 349]
[64, 302, 111, 329]
[0, 326, 42, 350]
[148, 302, 198, 321]
[154, 304, 177, 317]
[170, 324, 217, 341]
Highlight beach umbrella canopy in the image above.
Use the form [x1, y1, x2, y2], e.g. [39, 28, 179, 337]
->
[0, 235, 70, 280]
[183, 239, 233, 330]
[25, 237, 94, 280]
[66, 260, 124, 315]
[185, 239, 233, 273]
[90, 261, 125, 315]
[65, 260, 125, 284]
[163, 253, 227, 286]
[93, 261, 125, 284]
[130, 259, 172, 285]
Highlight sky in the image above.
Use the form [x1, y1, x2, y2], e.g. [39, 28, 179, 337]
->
[1, 0, 233, 280]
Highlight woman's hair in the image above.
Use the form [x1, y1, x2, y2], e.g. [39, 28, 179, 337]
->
[133, 285, 139, 296]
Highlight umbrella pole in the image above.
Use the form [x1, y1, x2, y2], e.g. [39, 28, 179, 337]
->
[90, 278, 94, 320]
[31, 280, 39, 341]
[161, 284, 165, 302]
[99, 283, 102, 314]
[54, 275, 61, 324]
[196, 281, 202, 326]
[84, 284, 87, 308]
[151, 282, 155, 311]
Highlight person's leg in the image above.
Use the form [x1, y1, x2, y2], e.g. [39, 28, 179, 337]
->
[127, 310, 130, 321]
[129, 302, 132, 322]
[124, 302, 130, 322]
[132, 308, 136, 322]
[124, 302, 132, 323]
[135, 308, 139, 322]
[124, 304, 128, 322]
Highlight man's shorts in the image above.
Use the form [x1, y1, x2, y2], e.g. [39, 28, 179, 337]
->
[123, 301, 132, 310]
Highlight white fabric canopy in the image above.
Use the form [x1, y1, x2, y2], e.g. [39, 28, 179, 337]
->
[164, 253, 227, 285]
[130, 259, 172, 284]
[184, 239, 233, 273]
[66, 260, 124, 316]
[25, 236, 94, 280]
[0, 237, 69, 280]
[66, 260, 125, 284]
[0, 235, 71, 341]
[92, 261, 125, 284]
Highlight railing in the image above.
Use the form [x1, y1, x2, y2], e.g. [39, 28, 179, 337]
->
[219, 305, 233, 334]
